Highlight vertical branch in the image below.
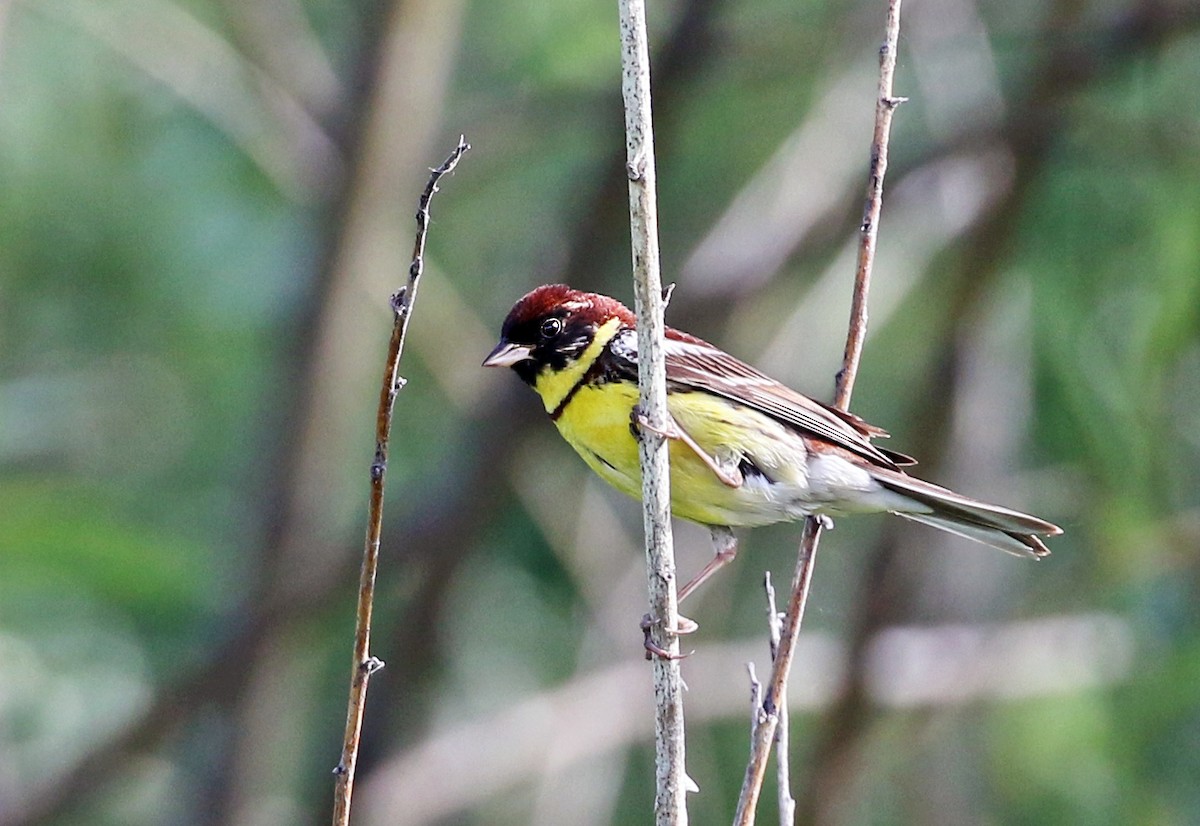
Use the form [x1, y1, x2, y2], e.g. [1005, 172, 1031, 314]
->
[734, 3, 904, 824]
[616, 1, 688, 824]
[330, 136, 470, 826]
[735, 519, 823, 826]
[763, 574, 796, 825]
[836, 0, 907, 409]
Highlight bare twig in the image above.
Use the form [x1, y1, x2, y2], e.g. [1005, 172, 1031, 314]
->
[763, 574, 795, 825]
[735, 520, 823, 825]
[836, 3, 907, 410]
[330, 135, 470, 826]
[616, 0, 688, 823]
[734, 3, 904, 823]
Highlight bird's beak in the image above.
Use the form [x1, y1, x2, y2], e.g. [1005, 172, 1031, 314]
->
[482, 340, 534, 368]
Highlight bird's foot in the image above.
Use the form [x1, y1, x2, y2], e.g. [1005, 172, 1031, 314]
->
[640, 612, 698, 661]
[630, 407, 743, 488]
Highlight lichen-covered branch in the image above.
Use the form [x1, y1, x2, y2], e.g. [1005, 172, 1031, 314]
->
[616, 1, 689, 823]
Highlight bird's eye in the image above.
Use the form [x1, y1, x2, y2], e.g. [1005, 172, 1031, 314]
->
[540, 317, 563, 339]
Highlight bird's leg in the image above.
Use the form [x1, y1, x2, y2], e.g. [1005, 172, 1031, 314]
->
[630, 406, 743, 488]
[639, 526, 733, 659]
[629, 407, 735, 658]
[678, 525, 739, 603]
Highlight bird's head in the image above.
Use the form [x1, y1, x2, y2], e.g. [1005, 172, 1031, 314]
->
[483, 284, 635, 384]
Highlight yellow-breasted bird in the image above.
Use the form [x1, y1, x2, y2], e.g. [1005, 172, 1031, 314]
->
[484, 284, 1061, 602]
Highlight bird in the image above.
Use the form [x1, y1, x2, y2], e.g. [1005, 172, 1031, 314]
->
[483, 283, 1061, 607]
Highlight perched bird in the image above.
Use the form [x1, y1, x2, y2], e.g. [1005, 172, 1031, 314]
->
[484, 284, 1061, 603]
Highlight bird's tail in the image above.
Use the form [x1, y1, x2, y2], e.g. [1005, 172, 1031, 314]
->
[870, 468, 1061, 558]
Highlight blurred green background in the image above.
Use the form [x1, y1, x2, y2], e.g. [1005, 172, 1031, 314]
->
[1, 0, 1198, 824]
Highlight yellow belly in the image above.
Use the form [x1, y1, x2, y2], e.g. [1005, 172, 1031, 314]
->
[551, 382, 805, 527]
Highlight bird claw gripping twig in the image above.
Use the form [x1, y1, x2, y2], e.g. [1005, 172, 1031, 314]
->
[630, 406, 743, 488]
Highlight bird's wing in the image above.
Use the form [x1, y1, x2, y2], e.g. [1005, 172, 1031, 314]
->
[605, 328, 913, 469]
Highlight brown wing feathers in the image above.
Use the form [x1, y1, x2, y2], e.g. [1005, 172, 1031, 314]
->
[660, 329, 909, 469]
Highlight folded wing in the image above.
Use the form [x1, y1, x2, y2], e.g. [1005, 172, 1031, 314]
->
[605, 328, 912, 469]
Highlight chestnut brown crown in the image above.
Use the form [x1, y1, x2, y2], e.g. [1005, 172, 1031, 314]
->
[484, 285, 635, 384]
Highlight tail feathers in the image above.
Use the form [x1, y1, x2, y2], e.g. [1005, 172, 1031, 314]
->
[872, 469, 1061, 559]
[893, 512, 1051, 558]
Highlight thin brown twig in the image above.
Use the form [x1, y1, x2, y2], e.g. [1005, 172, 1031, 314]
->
[733, 2, 904, 823]
[835, 5, 907, 410]
[330, 135, 470, 826]
[735, 519, 823, 825]
[763, 574, 795, 825]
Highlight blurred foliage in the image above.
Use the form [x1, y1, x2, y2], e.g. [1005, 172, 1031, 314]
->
[1, 0, 1198, 824]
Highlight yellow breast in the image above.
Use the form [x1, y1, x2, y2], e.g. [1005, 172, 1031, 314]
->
[552, 381, 802, 527]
